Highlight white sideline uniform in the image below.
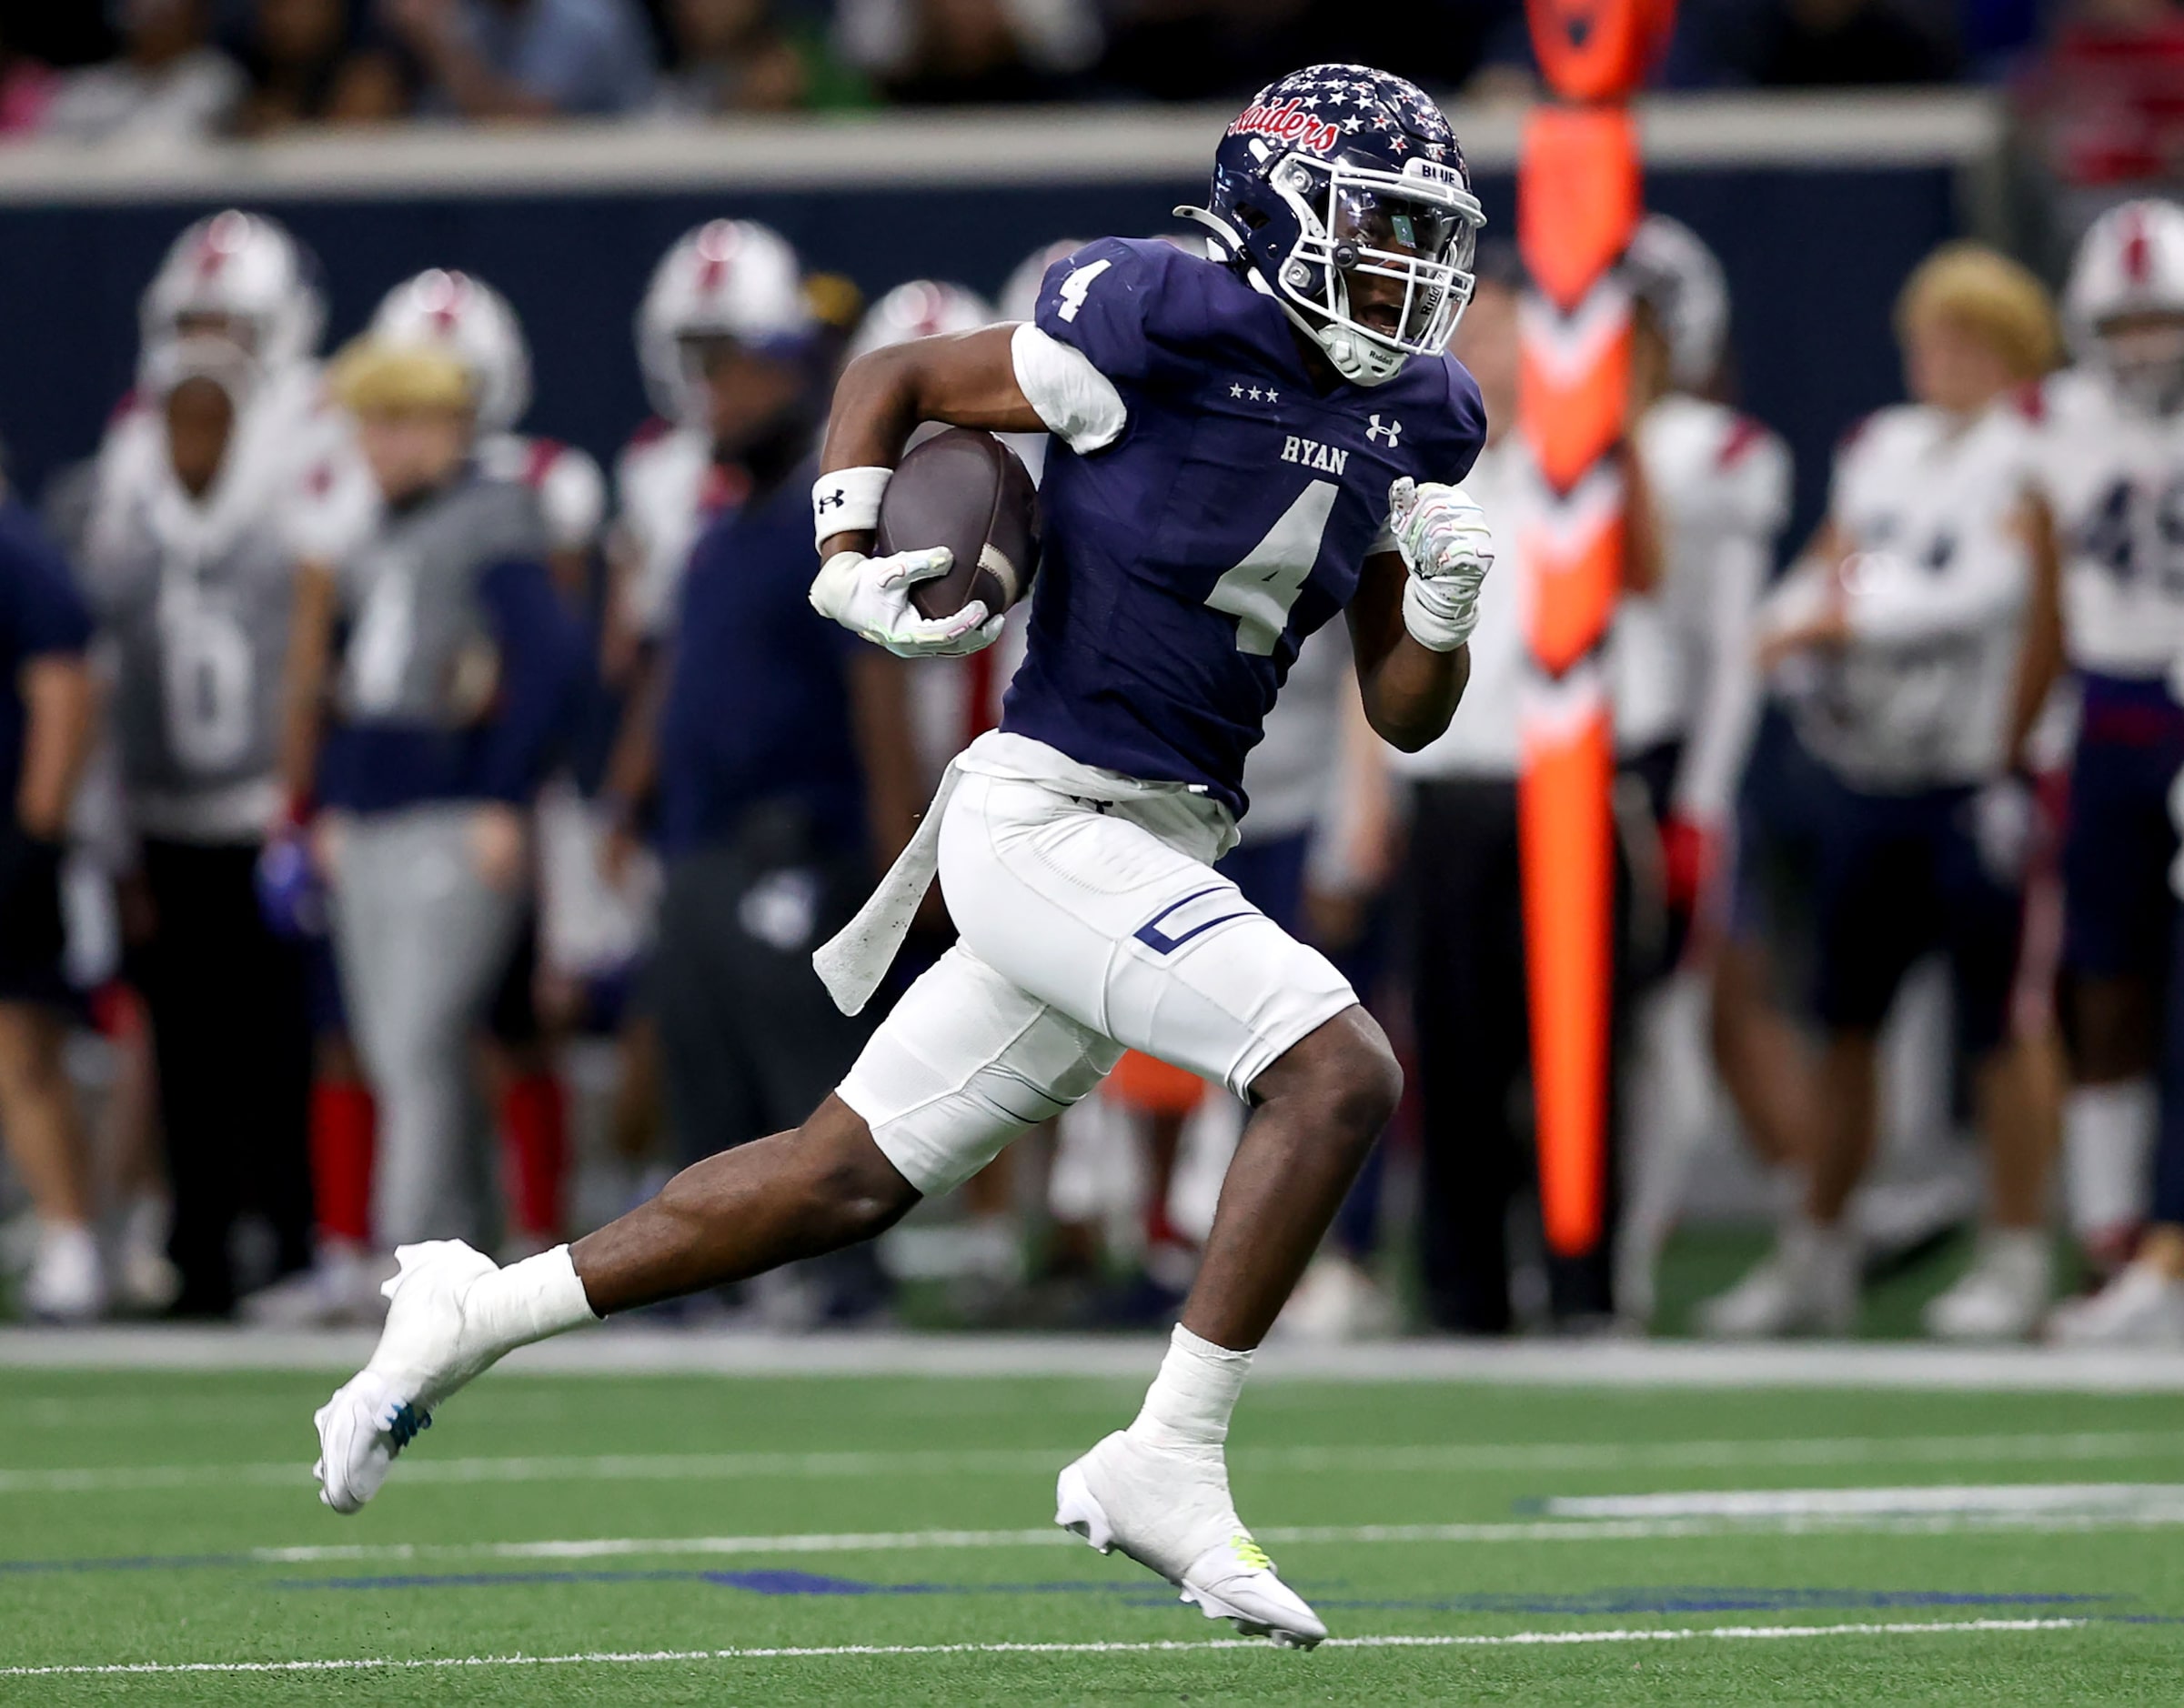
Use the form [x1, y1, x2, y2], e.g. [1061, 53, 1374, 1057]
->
[838, 733, 1358, 1196]
[2035, 366, 2184, 678]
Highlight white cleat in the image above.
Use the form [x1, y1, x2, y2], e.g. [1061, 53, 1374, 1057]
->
[1922, 1231, 2051, 1343]
[312, 1241, 504, 1514]
[2049, 1261, 2184, 1349]
[23, 1222, 107, 1324]
[1695, 1221, 1857, 1340]
[1055, 1431, 1326, 1650]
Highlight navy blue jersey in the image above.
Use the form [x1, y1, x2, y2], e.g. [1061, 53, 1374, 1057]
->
[1001, 237, 1486, 816]
[657, 460, 865, 859]
[0, 498, 93, 818]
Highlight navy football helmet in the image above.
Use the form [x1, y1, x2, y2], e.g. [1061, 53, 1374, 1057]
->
[1179, 65, 1485, 387]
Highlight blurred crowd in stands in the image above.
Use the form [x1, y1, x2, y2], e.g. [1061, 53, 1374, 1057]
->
[0, 0, 2164, 142]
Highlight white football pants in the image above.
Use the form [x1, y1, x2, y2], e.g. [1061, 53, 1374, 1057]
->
[839, 763, 1357, 1196]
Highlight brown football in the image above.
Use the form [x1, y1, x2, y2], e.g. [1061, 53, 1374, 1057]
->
[876, 427, 1042, 622]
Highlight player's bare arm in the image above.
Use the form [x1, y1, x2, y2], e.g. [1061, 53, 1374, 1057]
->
[820, 325, 1042, 533]
[1347, 548, 1469, 751]
[275, 559, 340, 816]
[808, 326, 1042, 655]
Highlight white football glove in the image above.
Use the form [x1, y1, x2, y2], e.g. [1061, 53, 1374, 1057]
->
[808, 547, 1003, 658]
[1388, 477, 1494, 652]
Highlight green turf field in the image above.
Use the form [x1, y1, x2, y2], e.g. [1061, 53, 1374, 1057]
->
[4, 1357, 2183, 1703]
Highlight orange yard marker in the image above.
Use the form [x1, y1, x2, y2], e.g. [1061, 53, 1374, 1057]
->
[1518, 0, 1673, 1259]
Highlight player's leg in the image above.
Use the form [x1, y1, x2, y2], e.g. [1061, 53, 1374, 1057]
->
[1706, 788, 1916, 1338]
[2057, 738, 2171, 1270]
[0, 1000, 101, 1320]
[933, 771, 1370, 1644]
[2055, 899, 2184, 1345]
[1923, 807, 2055, 1341]
[314, 939, 1107, 1509]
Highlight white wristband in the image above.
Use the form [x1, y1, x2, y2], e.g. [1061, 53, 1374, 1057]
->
[812, 466, 892, 550]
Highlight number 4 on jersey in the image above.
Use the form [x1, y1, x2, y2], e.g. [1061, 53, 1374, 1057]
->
[1204, 480, 1339, 655]
[1055, 259, 1112, 325]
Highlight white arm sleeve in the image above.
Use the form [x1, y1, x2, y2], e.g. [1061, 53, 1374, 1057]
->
[1674, 531, 1768, 822]
[1010, 323, 1128, 455]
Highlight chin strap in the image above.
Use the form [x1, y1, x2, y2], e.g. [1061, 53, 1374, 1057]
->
[1183, 206, 1408, 387]
[1171, 204, 1247, 264]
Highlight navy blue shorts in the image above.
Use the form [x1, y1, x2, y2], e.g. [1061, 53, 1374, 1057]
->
[1726, 708, 1830, 1008]
[1807, 769, 2023, 1056]
[0, 829, 68, 1009]
[2062, 674, 2184, 983]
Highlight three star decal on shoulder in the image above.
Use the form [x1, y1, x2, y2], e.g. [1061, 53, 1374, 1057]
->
[1228, 383, 1281, 404]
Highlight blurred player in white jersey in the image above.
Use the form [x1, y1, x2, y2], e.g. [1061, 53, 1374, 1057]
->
[1702, 245, 2062, 1338]
[2024, 202, 2184, 1291]
[81, 336, 323, 1318]
[2044, 202, 2184, 1341]
[1616, 217, 1790, 919]
[1607, 216, 1794, 1322]
[84, 212, 337, 1317]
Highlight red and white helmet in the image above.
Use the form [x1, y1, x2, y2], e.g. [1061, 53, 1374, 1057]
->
[371, 269, 533, 433]
[846, 280, 996, 362]
[635, 220, 812, 425]
[1622, 213, 1730, 394]
[2065, 198, 2184, 410]
[139, 210, 326, 373]
[999, 238, 1086, 325]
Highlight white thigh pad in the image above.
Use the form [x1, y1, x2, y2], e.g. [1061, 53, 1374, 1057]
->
[937, 771, 1358, 1100]
[839, 944, 1122, 1196]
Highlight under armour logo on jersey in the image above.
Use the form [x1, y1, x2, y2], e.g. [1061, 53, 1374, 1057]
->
[1366, 415, 1404, 447]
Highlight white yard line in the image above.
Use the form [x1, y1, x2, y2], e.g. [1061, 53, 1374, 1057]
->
[6, 1327, 2184, 1391]
[1542, 1483, 2184, 1520]
[7, 1431, 2183, 1497]
[219, 1499, 2184, 1564]
[0, 1617, 2088, 1678]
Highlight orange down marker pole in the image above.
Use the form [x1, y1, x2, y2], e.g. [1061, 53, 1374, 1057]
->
[1517, 0, 1673, 1260]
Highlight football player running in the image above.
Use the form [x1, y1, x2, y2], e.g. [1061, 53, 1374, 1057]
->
[313, 65, 1491, 1650]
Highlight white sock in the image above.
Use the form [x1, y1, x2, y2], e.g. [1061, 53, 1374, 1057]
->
[1127, 1324, 1252, 1453]
[467, 1245, 599, 1355]
[2064, 1080, 2156, 1237]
